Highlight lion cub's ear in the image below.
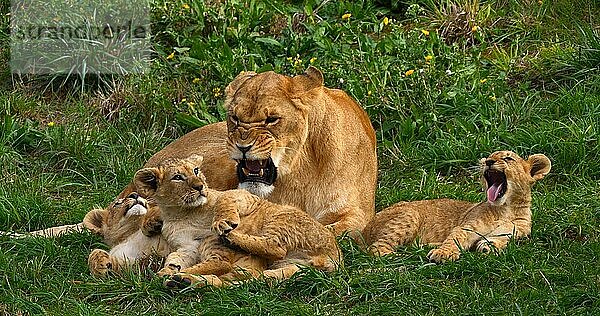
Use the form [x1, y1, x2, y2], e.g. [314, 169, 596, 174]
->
[83, 208, 106, 236]
[134, 167, 161, 197]
[527, 154, 551, 181]
[292, 66, 324, 92]
[225, 71, 257, 100]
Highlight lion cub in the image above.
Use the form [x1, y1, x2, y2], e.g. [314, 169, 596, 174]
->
[363, 151, 551, 262]
[83, 193, 169, 276]
[134, 154, 341, 286]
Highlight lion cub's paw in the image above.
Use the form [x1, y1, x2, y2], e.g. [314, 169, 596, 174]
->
[427, 248, 460, 263]
[157, 263, 181, 277]
[475, 240, 501, 254]
[212, 218, 239, 236]
[165, 273, 223, 289]
[141, 217, 163, 237]
[88, 249, 113, 277]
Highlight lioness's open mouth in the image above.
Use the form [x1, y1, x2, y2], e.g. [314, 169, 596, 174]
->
[484, 169, 507, 203]
[237, 157, 277, 185]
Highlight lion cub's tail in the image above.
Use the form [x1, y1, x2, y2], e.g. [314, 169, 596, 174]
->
[0, 222, 85, 238]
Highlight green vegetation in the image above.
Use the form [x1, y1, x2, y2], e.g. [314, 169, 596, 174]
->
[1, 0, 599, 314]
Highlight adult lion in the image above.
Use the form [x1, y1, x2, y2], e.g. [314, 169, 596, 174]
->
[222, 66, 377, 236]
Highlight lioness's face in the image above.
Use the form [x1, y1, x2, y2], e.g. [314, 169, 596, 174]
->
[480, 150, 551, 205]
[225, 71, 311, 197]
[134, 155, 208, 209]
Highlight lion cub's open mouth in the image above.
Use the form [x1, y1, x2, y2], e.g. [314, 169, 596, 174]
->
[236, 158, 277, 185]
[124, 198, 148, 216]
[484, 169, 507, 203]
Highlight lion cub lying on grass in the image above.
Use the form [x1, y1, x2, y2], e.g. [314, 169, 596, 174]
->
[134, 155, 341, 287]
[83, 193, 169, 276]
[363, 151, 551, 262]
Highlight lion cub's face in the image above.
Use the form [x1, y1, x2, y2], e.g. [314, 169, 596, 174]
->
[223, 67, 324, 197]
[134, 155, 208, 209]
[480, 151, 551, 206]
[83, 193, 149, 246]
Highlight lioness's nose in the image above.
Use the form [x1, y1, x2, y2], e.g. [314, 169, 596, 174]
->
[237, 144, 252, 154]
[485, 159, 495, 166]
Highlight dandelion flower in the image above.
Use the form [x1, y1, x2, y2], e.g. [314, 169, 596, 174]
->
[166, 51, 175, 60]
[342, 13, 351, 20]
[181, 98, 187, 103]
[383, 17, 389, 26]
[367, 90, 372, 96]
[47, 122, 55, 127]
[192, 78, 201, 84]
[472, 25, 479, 33]
[480, 78, 487, 84]
[421, 29, 429, 36]
[310, 57, 317, 64]
[405, 69, 415, 76]
[425, 55, 433, 62]
[182, 3, 190, 9]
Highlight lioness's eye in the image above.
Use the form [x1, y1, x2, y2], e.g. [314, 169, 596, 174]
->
[172, 174, 185, 181]
[502, 157, 515, 162]
[193, 167, 200, 176]
[265, 116, 280, 124]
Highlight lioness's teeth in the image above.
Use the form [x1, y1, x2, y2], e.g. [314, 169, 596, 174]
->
[259, 169, 264, 177]
[242, 168, 250, 176]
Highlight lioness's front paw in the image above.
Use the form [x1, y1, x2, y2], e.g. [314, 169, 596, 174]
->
[212, 218, 239, 236]
[427, 248, 460, 263]
[88, 249, 113, 277]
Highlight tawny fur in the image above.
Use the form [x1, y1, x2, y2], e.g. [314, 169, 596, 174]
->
[224, 67, 377, 238]
[135, 155, 341, 287]
[363, 151, 551, 263]
[84, 195, 170, 277]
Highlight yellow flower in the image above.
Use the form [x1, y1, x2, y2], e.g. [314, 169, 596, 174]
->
[342, 13, 351, 20]
[472, 25, 479, 33]
[286, 57, 293, 62]
[480, 78, 487, 84]
[405, 69, 415, 76]
[490, 95, 497, 101]
[425, 55, 433, 62]
[182, 3, 190, 9]
[383, 17, 389, 26]
[47, 122, 55, 127]
[421, 29, 430, 36]
[166, 51, 175, 60]
[192, 78, 201, 84]
[310, 57, 317, 64]
[213, 87, 222, 97]
[367, 90, 372, 96]
[181, 98, 187, 103]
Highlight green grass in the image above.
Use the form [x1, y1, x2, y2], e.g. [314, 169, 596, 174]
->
[1, 0, 599, 314]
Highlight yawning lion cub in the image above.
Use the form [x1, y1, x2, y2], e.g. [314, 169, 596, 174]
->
[363, 151, 551, 262]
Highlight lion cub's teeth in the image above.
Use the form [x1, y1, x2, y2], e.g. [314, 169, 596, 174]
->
[259, 169, 264, 177]
[242, 168, 250, 176]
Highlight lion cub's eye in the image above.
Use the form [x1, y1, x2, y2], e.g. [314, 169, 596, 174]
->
[265, 116, 280, 125]
[171, 174, 185, 181]
[193, 167, 200, 176]
[502, 157, 515, 162]
[230, 115, 239, 125]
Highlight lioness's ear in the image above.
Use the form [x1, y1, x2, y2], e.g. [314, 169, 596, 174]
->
[134, 168, 161, 197]
[527, 154, 551, 181]
[292, 66, 324, 92]
[225, 71, 257, 102]
[83, 208, 106, 236]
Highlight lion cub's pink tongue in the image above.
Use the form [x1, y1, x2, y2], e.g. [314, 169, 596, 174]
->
[487, 183, 503, 202]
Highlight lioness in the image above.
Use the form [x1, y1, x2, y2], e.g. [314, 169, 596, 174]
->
[134, 155, 341, 287]
[223, 66, 377, 237]
[363, 151, 551, 262]
[84, 193, 170, 276]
